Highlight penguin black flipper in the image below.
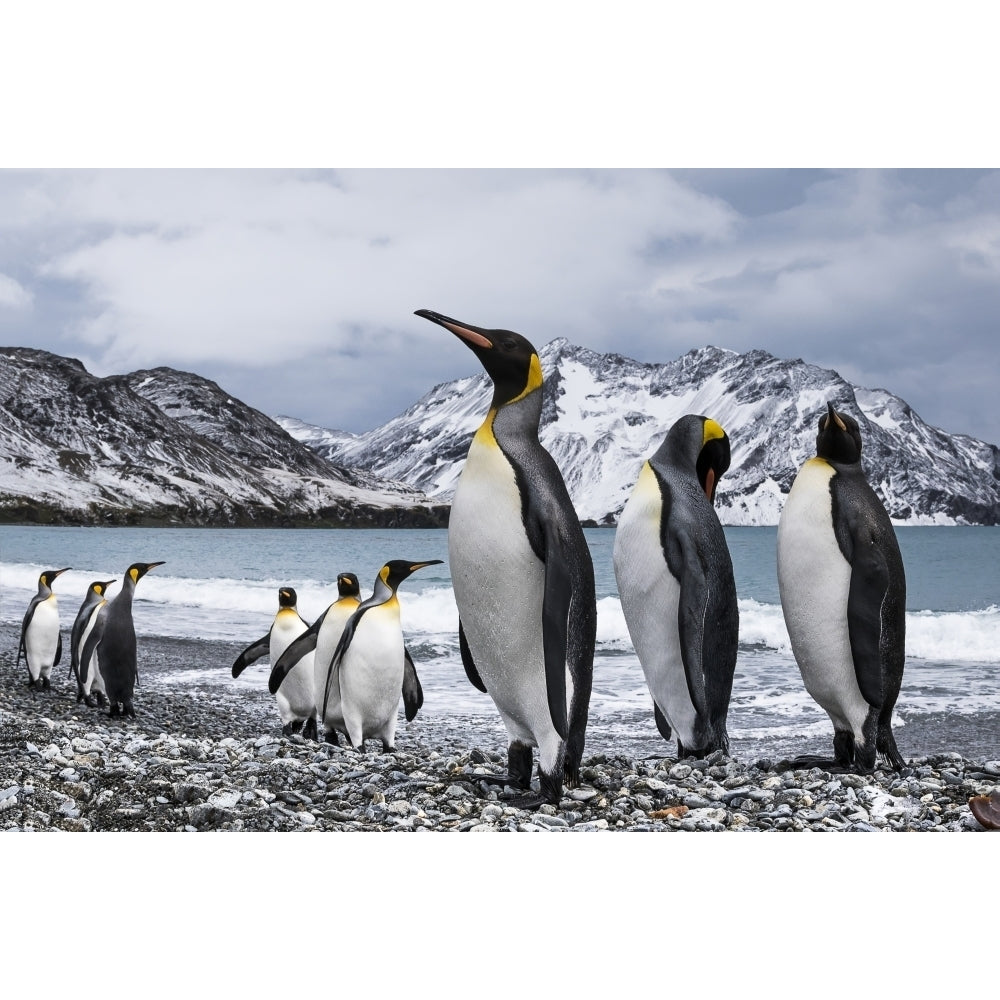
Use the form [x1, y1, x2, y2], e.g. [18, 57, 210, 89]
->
[233, 633, 272, 679]
[78, 609, 108, 688]
[653, 701, 673, 742]
[17, 598, 41, 669]
[267, 611, 325, 693]
[831, 474, 896, 709]
[541, 530, 571, 741]
[402, 647, 424, 722]
[54, 631, 63, 668]
[458, 619, 488, 693]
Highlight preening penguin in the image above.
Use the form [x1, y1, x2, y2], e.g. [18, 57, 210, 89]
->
[311, 559, 440, 753]
[80, 561, 164, 718]
[70, 579, 116, 707]
[269, 572, 368, 745]
[415, 309, 597, 809]
[233, 587, 318, 739]
[18, 567, 71, 691]
[613, 415, 738, 758]
[776, 402, 906, 773]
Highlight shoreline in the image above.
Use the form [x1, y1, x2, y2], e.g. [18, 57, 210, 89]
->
[1, 632, 997, 832]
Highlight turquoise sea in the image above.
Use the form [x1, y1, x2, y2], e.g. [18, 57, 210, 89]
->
[2, 524, 998, 762]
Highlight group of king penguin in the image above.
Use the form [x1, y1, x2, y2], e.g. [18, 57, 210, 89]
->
[233, 561, 439, 753]
[255, 309, 909, 809]
[17, 561, 164, 718]
[14, 308, 911, 811]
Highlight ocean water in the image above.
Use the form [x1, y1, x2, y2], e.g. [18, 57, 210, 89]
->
[2, 524, 998, 761]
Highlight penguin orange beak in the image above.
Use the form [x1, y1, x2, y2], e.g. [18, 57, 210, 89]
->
[409, 560, 443, 573]
[415, 309, 493, 350]
[703, 468, 716, 502]
[826, 402, 847, 432]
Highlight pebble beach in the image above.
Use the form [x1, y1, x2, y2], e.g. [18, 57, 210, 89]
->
[2, 628, 997, 834]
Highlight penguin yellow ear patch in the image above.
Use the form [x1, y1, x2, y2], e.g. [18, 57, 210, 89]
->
[703, 419, 726, 444]
[508, 353, 544, 405]
[130, 568, 139, 584]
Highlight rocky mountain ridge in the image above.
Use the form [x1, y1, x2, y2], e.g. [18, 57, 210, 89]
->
[278, 339, 1000, 526]
[0, 348, 446, 527]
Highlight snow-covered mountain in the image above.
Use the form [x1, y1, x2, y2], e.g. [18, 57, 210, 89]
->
[281, 339, 1000, 527]
[0, 348, 446, 527]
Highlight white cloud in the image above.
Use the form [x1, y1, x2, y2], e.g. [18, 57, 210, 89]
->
[0, 273, 32, 310]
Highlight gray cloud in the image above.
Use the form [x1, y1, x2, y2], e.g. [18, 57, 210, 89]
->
[1, 168, 998, 445]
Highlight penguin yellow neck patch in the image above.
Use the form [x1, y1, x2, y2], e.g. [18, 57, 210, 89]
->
[506, 353, 543, 406]
[129, 568, 139, 584]
[703, 419, 726, 445]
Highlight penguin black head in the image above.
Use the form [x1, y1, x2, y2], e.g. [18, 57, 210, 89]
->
[377, 559, 444, 592]
[415, 309, 543, 408]
[816, 402, 863, 465]
[278, 587, 298, 607]
[126, 561, 165, 585]
[694, 417, 731, 503]
[656, 416, 731, 504]
[337, 573, 361, 599]
[39, 567, 71, 589]
[91, 579, 116, 596]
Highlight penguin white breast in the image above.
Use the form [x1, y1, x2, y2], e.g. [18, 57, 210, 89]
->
[448, 425, 553, 746]
[777, 458, 869, 734]
[25, 597, 60, 673]
[339, 603, 405, 732]
[614, 462, 698, 746]
[270, 610, 315, 720]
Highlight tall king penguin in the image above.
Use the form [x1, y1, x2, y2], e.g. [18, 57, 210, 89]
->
[18, 567, 71, 691]
[415, 309, 597, 809]
[70, 579, 116, 707]
[80, 561, 164, 718]
[776, 402, 906, 773]
[614, 415, 738, 758]
[233, 587, 318, 739]
[293, 559, 439, 752]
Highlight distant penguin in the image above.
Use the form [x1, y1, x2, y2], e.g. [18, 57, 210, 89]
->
[69, 579, 116, 707]
[18, 567, 71, 691]
[415, 309, 597, 809]
[233, 587, 318, 739]
[80, 561, 164, 718]
[291, 559, 440, 753]
[271, 572, 426, 745]
[776, 402, 906, 773]
[614, 415, 738, 758]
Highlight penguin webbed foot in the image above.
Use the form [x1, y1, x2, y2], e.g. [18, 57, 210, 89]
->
[764, 754, 869, 775]
[83, 694, 97, 708]
[302, 718, 318, 742]
[95, 692, 108, 708]
[507, 770, 562, 811]
[324, 730, 341, 747]
[506, 792, 551, 812]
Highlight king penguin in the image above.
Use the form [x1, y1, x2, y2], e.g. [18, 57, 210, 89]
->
[271, 572, 426, 744]
[80, 561, 164, 718]
[232, 587, 318, 739]
[776, 402, 906, 773]
[18, 567, 71, 691]
[415, 309, 597, 809]
[294, 559, 440, 753]
[69, 579, 116, 707]
[613, 415, 738, 758]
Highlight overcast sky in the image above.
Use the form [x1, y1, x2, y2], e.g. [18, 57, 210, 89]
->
[1, 168, 998, 444]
